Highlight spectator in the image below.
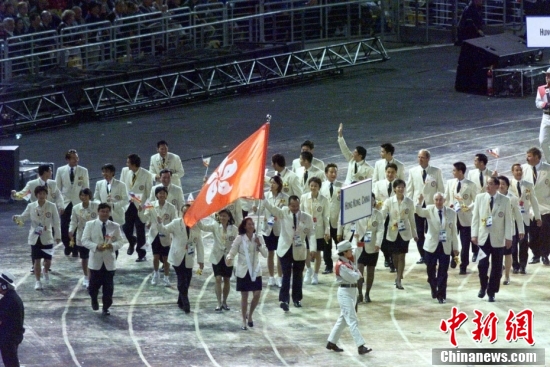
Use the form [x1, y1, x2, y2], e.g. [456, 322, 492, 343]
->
[84, 1, 102, 22]
[457, 0, 484, 45]
[40, 9, 57, 30]
[2, 16, 14, 39]
[27, 11, 44, 32]
[16, 1, 30, 29]
[72, 5, 84, 24]
[13, 15, 25, 34]
[106, 0, 125, 23]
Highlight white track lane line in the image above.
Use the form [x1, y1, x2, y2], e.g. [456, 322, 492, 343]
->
[61, 280, 83, 367]
[128, 274, 153, 367]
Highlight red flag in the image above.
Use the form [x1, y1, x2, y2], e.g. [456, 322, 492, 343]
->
[184, 123, 270, 227]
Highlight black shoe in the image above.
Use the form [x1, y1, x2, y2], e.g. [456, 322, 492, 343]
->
[520, 267, 526, 274]
[102, 309, 110, 316]
[127, 246, 135, 256]
[135, 257, 147, 262]
[64, 247, 72, 256]
[280, 302, 289, 312]
[431, 288, 437, 299]
[438, 297, 446, 304]
[389, 266, 396, 273]
[478, 289, 486, 298]
[512, 268, 519, 274]
[247, 321, 254, 327]
[529, 257, 540, 264]
[488, 295, 496, 302]
[322, 269, 333, 274]
[472, 254, 478, 262]
[358, 345, 372, 355]
[503, 279, 510, 285]
[416, 257, 425, 264]
[293, 301, 302, 308]
[384, 260, 389, 268]
[221, 304, 230, 311]
[459, 269, 467, 275]
[326, 342, 344, 352]
[450, 258, 457, 269]
[91, 298, 99, 311]
[543, 256, 550, 265]
[365, 293, 371, 303]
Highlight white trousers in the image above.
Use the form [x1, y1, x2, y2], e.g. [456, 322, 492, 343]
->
[327, 287, 365, 347]
[539, 116, 550, 164]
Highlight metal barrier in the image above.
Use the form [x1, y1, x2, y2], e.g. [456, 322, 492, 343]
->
[0, 0, 528, 83]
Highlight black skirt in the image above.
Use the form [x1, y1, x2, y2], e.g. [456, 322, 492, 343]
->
[236, 271, 262, 292]
[212, 257, 233, 278]
[388, 232, 410, 254]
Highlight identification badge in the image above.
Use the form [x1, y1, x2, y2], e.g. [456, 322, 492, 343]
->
[486, 216, 493, 227]
[187, 242, 195, 255]
[439, 230, 447, 242]
[293, 234, 303, 247]
[454, 201, 461, 213]
[267, 215, 275, 226]
[398, 220, 406, 232]
[364, 231, 372, 243]
[35, 224, 44, 235]
[519, 202, 525, 214]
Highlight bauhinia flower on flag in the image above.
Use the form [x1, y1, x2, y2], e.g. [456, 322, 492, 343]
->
[486, 148, 500, 158]
[184, 122, 270, 227]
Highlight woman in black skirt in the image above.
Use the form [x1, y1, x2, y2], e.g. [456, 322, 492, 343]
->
[196, 209, 238, 311]
[380, 179, 418, 289]
[226, 217, 267, 330]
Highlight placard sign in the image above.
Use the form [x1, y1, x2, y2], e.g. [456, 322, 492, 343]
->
[340, 179, 372, 225]
[526, 17, 550, 47]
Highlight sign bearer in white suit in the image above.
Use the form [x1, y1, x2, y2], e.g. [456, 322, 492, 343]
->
[82, 203, 127, 315]
[337, 123, 373, 185]
[471, 177, 513, 302]
[263, 195, 316, 312]
[416, 193, 459, 304]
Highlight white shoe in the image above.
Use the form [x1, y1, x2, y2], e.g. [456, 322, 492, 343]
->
[162, 275, 171, 287]
[42, 268, 50, 283]
[311, 273, 319, 285]
[304, 268, 313, 284]
[82, 277, 89, 288]
[268, 277, 275, 286]
[35, 281, 43, 290]
[276, 277, 282, 288]
[151, 272, 159, 286]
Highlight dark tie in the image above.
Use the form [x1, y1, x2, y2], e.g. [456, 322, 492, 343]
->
[44, 181, 48, 190]
[354, 162, 358, 174]
[422, 169, 427, 183]
[438, 209, 442, 224]
[479, 171, 483, 188]
[533, 166, 537, 185]
[276, 171, 281, 177]
[186, 226, 190, 238]
[457, 181, 461, 193]
[70, 167, 75, 184]
[164, 186, 168, 193]
[517, 182, 522, 197]
[106, 181, 110, 194]
[132, 173, 137, 186]
[387, 182, 392, 197]
[293, 213, 297, 229]
[102, 222, 106, 238]
[303, 170, 308, 184]
[329, 183, 334, 197]
[490, 196, 494, 211]
[161, 157, 166, 168]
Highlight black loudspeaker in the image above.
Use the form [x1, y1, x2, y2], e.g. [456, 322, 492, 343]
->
[455, 34, 542, 94]
[0, 146, 19, 199]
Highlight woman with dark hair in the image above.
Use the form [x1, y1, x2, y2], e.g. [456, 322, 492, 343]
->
[380, 179, 417, 290]
[259, 175, 288, 288]
[69, 188, 99, 288]
[139, 186, 177, 287]
[197, 209, 238, 311]
[226, 218, 267, 330]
